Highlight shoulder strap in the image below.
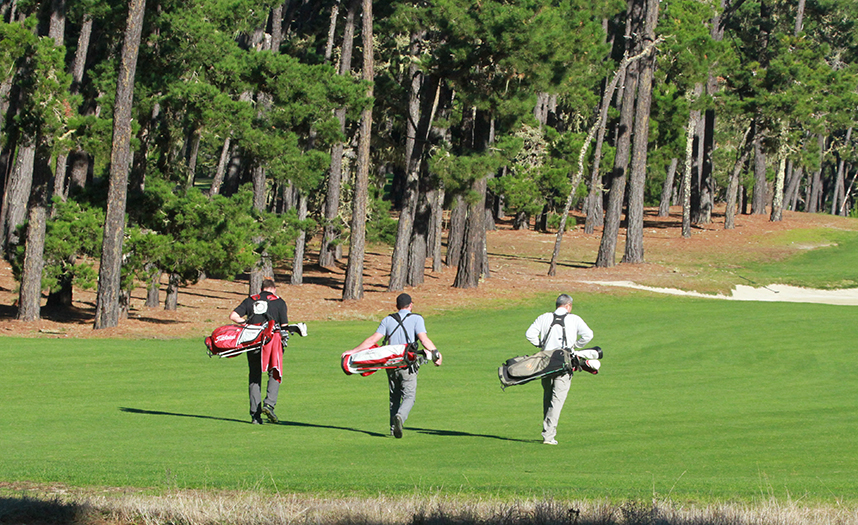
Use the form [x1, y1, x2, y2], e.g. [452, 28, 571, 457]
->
[383, 312, 413, 345]
[540, 313, 568, 350]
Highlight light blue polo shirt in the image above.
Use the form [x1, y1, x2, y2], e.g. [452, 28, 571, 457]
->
[376, 309, 426, 345]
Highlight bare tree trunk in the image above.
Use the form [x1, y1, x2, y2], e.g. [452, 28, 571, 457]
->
[725, 126, 752, 230]
[429, 188, 445, 272]
[407, 195, 430, 286]
[2, 143, 34, 255]
[320, 0, 358, 268]
[17, 150, 52, 321]
[795, 0, 806, 36]
[208, 137, 231, 196]
[145, 266, 161, 307]
[342, 0, 373, 301]
[546, 37, 662, 274]
[658, 158, 678, 217]
[622, 0, 659, 264]
[291, 191, 307, 285]
[185, 130, 201, 188]
[681, 108, 696, 238]
[832, 127, 851, 216]
[807, 134, 824, 213]
[94, 0, 146, 329]
[453, 178, 486, 289]
[446, 195, 466, 268]
[751, 127, 767, 215]
[389, 31, 424, 292]
[771, 145, 787, 222]
[164, 273, 180, 311]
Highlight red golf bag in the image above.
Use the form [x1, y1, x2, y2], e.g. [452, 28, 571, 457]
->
[205, 320, 276, 358]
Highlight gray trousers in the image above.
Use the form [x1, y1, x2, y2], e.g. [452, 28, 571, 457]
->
[247, 349, 280, 417]
[541, 372, 571, 441]
[387, 366, 418, 429]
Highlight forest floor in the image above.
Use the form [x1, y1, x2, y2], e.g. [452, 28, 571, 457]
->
[1, 205, 856, 340]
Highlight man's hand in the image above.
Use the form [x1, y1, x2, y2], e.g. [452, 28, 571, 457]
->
[425, 349, 442, 366]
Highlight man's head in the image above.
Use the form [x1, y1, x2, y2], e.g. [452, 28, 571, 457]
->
[261, 278, 276, 292]
[396, 293, 413, 310]
[556, 293, 573, 312]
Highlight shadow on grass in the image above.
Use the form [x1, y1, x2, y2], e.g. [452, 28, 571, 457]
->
[408, 426, 533, 443]
[0, 495, 90, 525]
[119, 407, 387, 437]
[119, 407, 249, 425]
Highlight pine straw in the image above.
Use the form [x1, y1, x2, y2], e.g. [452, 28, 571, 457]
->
[1, 489, 857, 525]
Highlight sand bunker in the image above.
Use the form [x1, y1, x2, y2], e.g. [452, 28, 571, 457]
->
[581, 281, 858, 306]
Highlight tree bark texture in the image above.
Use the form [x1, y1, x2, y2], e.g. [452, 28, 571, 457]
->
[446, 195, 466, 268]
[658, 158, 679, 217]
[2, 143, 34, 255]
[681, 109, 695, 238]
[389, 32, 424, 292]
[807, 134, 824, 213]
[17, 150, 52, 321]
[725, 127, 752, 230]
[291, 191, 308, 285]
[622, 0, 659, 264]
[342, 0, 373, 301]
[319, 0, 358, 269]
[164, 272, 180, 311]
[94, 0, 146, 330]
[752, 130, 767, 214]
[453, 178, 487, 289]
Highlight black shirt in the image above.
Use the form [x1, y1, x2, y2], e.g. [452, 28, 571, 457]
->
[234, 291, 288, 326]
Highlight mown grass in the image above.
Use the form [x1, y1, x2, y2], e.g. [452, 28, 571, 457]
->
[2, 293, 856, 504]
[740, 228, 858, 288]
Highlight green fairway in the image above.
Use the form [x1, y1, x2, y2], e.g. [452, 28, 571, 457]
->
[731, 228, 858, 289]
[2, 293, 856, 503]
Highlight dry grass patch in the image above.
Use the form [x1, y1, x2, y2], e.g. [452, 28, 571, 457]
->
[2, 486, 857, 525]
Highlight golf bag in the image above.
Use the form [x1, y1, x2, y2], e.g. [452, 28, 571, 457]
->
[341, 342, 423, 376]
[205, 320, 276, 358]
[498, 346, 602, 389]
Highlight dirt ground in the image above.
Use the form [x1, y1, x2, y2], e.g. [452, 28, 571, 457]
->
[1, 206, 854, 340]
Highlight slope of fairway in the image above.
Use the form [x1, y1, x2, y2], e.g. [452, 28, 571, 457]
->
[2, 294, 856, 503]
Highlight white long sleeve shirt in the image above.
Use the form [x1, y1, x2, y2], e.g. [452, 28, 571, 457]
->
[525, 307, 594, 351]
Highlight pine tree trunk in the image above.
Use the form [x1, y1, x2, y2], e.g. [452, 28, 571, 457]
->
[164, 273, 180, 311]
[595, 65, 637, 265]
[681, 110, 696, 238]
[2, 143, 34, 256]
[17, 149, 52, 321]
[407, 195, 430, 287]
[658, 158, 678, 217]
[807, 134, 824, 213]
[832, 127, 852, 216]
[453, 179, 486, 289]
[146, 266, 161, 307]
[446, 195, 466, 267]
[752, 131, 768, 214]
[622, 0, 659, 264]
[389, 32, 424, 292]
[320, 0, 358, 269]
[94, 0, 146, 329]
[429, 188, 445, 272]
[291, 191, 307, 285]
[342, 0, 373, 301]
[208, 137, 231, 197]
[725, 127, 752, 230]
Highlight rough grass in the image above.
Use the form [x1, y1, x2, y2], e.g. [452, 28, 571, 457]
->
[2, 489, 857, 525]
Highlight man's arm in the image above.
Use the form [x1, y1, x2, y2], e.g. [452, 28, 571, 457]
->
[573, 319, 594, 349]
[350, 332, 384, 352]
[229, 311, 245, 324]
[525, 315, 544, 347]
[416, 332, 441, 366]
